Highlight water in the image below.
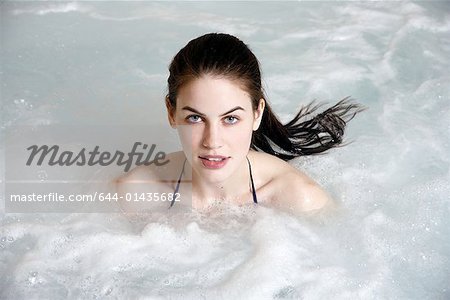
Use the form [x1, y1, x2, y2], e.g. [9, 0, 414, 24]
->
[1, 1, 449, 299]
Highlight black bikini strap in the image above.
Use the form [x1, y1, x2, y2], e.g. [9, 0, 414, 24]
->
[246, 156, 258, 204]
[170, 157, 257, 208]
[169, 158, 187, 208]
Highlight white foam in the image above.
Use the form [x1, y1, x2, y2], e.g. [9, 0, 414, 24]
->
[11, 2, 91, 16]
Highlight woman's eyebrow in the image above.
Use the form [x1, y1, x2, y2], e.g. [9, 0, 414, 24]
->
[220, 106, 245, 116]
[181, 106, 245, 116]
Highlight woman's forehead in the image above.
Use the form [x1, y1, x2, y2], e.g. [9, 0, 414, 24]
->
[177, 75, 252, 111]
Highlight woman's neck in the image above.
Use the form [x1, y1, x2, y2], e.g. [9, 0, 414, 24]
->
[188, 158, 251, 208]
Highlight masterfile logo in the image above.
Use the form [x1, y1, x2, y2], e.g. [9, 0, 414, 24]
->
[25, 142, 169, 172]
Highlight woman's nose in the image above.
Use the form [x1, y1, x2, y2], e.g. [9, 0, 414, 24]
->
[202, 123, 222, 149]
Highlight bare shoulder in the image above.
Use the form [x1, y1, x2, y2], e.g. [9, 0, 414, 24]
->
[115, 151, 184, 185]
[279, 169, 332, 213]
[114, 151, 185, 213]
[249, 150, 332, 213]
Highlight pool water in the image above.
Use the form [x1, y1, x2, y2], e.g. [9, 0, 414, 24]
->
[1, 1, 449, 299]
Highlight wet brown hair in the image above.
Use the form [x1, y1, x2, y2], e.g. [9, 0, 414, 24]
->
[166, 32, 365, 160]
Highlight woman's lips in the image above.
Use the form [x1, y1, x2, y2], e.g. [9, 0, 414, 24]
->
[198, 155, 229, 169]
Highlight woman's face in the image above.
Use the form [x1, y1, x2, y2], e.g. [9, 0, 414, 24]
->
[167, 75, 264, 183]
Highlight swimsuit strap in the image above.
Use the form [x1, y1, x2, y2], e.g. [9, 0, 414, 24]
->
[246, 156, 258, 204]
[169, 156, 258, 208]
[169, 157, 187, 208]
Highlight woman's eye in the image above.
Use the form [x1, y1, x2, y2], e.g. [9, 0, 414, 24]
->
[186, 115, 202, 123]
[224, 116, 239, 124]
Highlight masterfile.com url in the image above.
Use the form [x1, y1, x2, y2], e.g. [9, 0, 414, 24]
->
[8, 192, 115, 202]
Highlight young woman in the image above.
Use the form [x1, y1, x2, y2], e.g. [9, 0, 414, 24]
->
[116, 33, 364, 214]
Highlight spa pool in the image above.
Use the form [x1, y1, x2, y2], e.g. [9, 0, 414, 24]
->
[1, 1, 449, 299]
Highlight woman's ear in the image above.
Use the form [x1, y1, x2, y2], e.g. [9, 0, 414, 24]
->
[165, 96, 176, 128]
[253, 98, 265, 131]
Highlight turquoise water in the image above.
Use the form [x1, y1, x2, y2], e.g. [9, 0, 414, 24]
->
[1, 1, 449, 299]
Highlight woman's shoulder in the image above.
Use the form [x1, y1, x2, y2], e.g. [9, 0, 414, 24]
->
[114, 151, 186, 213]
[248, 150, 295, 174]
[115, 151, 185, 184]
[249, 150, 332, 213]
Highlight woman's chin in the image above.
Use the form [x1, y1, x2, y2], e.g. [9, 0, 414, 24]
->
[192, 166, 231, 183]
[198, 172, 230, 183]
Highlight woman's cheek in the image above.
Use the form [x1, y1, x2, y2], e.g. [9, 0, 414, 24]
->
[189, 126, 204, 143]
[176, 125, 196, 156]
[234, 122, 253, 140]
